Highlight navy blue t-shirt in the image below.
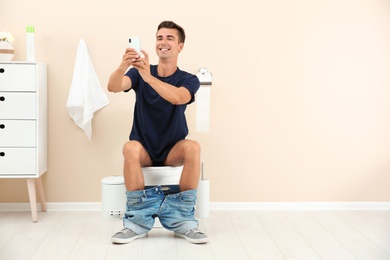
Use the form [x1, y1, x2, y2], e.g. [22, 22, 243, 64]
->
[125, 65, 200, 164]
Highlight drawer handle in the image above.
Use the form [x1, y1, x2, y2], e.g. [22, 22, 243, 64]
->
[0, 152, 5, 157]
[0, 96, 4, 101]
[0, 124, 4, 129]
[0, 68, 4, 73]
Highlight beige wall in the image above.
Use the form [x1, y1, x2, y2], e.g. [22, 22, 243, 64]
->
[1, 0, 390, 203]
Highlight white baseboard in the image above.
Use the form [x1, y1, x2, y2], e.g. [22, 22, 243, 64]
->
[0, 202, 101, 212]
[210, 202, 390, 211]
[0, 202, 389, 212]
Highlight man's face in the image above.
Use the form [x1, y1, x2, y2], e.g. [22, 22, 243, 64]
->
[155, 28, 183, 60]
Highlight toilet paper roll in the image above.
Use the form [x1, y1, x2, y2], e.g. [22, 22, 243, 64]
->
[196, 179, 210, 218]
[196, 86, 211, 133]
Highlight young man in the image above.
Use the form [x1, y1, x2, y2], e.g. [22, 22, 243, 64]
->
[107, 21, 208, 244]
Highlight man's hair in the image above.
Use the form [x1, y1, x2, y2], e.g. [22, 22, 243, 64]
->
[157, 21, 186, 43]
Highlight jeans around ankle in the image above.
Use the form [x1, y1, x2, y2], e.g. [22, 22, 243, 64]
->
[123, 186, 198, 234]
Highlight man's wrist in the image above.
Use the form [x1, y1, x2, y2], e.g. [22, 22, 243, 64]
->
[117, 65, 128, 74]
[144, 74, 155, 84]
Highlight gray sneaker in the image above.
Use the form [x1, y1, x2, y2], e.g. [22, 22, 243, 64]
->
[111, 228, 147, 244]
[174, 228, 208, 244]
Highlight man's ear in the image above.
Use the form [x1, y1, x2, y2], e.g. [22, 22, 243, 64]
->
[178, 42, 184, 53]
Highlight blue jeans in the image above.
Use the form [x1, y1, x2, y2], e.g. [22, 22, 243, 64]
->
[123, 186, 199, 234]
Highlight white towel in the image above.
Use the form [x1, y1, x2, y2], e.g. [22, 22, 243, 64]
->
[66, 39, 109, 140]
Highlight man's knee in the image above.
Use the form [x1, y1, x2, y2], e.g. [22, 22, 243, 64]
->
[123, 141, 143, 159]
[182, 140, 201, 157]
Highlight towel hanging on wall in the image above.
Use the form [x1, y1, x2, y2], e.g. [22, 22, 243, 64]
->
[66, 39, 109, 140]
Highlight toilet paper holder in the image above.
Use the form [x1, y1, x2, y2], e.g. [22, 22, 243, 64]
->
[197, 68, 212, 85]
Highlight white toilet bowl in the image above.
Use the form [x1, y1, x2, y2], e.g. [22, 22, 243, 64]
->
[142, 166, 183, 186]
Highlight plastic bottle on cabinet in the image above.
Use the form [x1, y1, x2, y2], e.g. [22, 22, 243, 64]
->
[26, 26, 35, 61]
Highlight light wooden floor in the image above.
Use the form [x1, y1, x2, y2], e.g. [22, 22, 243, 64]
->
[0, 210, 390, 259]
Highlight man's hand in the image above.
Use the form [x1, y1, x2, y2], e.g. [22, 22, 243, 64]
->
[119, 48, 140, 71]
[131, 50, 152, 83]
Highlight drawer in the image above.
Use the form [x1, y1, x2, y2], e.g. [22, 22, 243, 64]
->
[0, 92, 36, 119]
[0, 64, 36, 91]
[0, 148, 36, 174]
[0, 120, 36, 147]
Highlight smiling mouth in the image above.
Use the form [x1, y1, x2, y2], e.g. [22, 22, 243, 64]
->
[159, 47, 170, 51]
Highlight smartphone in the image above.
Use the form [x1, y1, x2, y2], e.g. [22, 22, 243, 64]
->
[128, 37, 141, 54]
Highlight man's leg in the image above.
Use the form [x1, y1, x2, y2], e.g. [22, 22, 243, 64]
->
[123, 140, 153, 191]
[164, 139, 201, 191]
[161, 139, 208, 244]
[112, 140, 157, 244]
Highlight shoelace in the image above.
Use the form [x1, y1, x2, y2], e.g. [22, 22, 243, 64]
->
[121, 228, 136, 234]
[185, 228, 202, 235]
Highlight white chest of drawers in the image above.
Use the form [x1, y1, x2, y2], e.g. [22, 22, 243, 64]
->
[0, 61, 47, 222]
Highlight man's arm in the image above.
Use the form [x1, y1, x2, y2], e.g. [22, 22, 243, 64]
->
[107, 48, 139, 93]
[132, 50, 192, 105]
[147, 77, 192, 105]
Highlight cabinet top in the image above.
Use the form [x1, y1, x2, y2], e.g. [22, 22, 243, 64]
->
[0, 61, 46, 65]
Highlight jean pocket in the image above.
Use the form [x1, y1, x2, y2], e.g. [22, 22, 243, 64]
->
[179, 193, 196, 204]
[127, 196, 143, 206]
